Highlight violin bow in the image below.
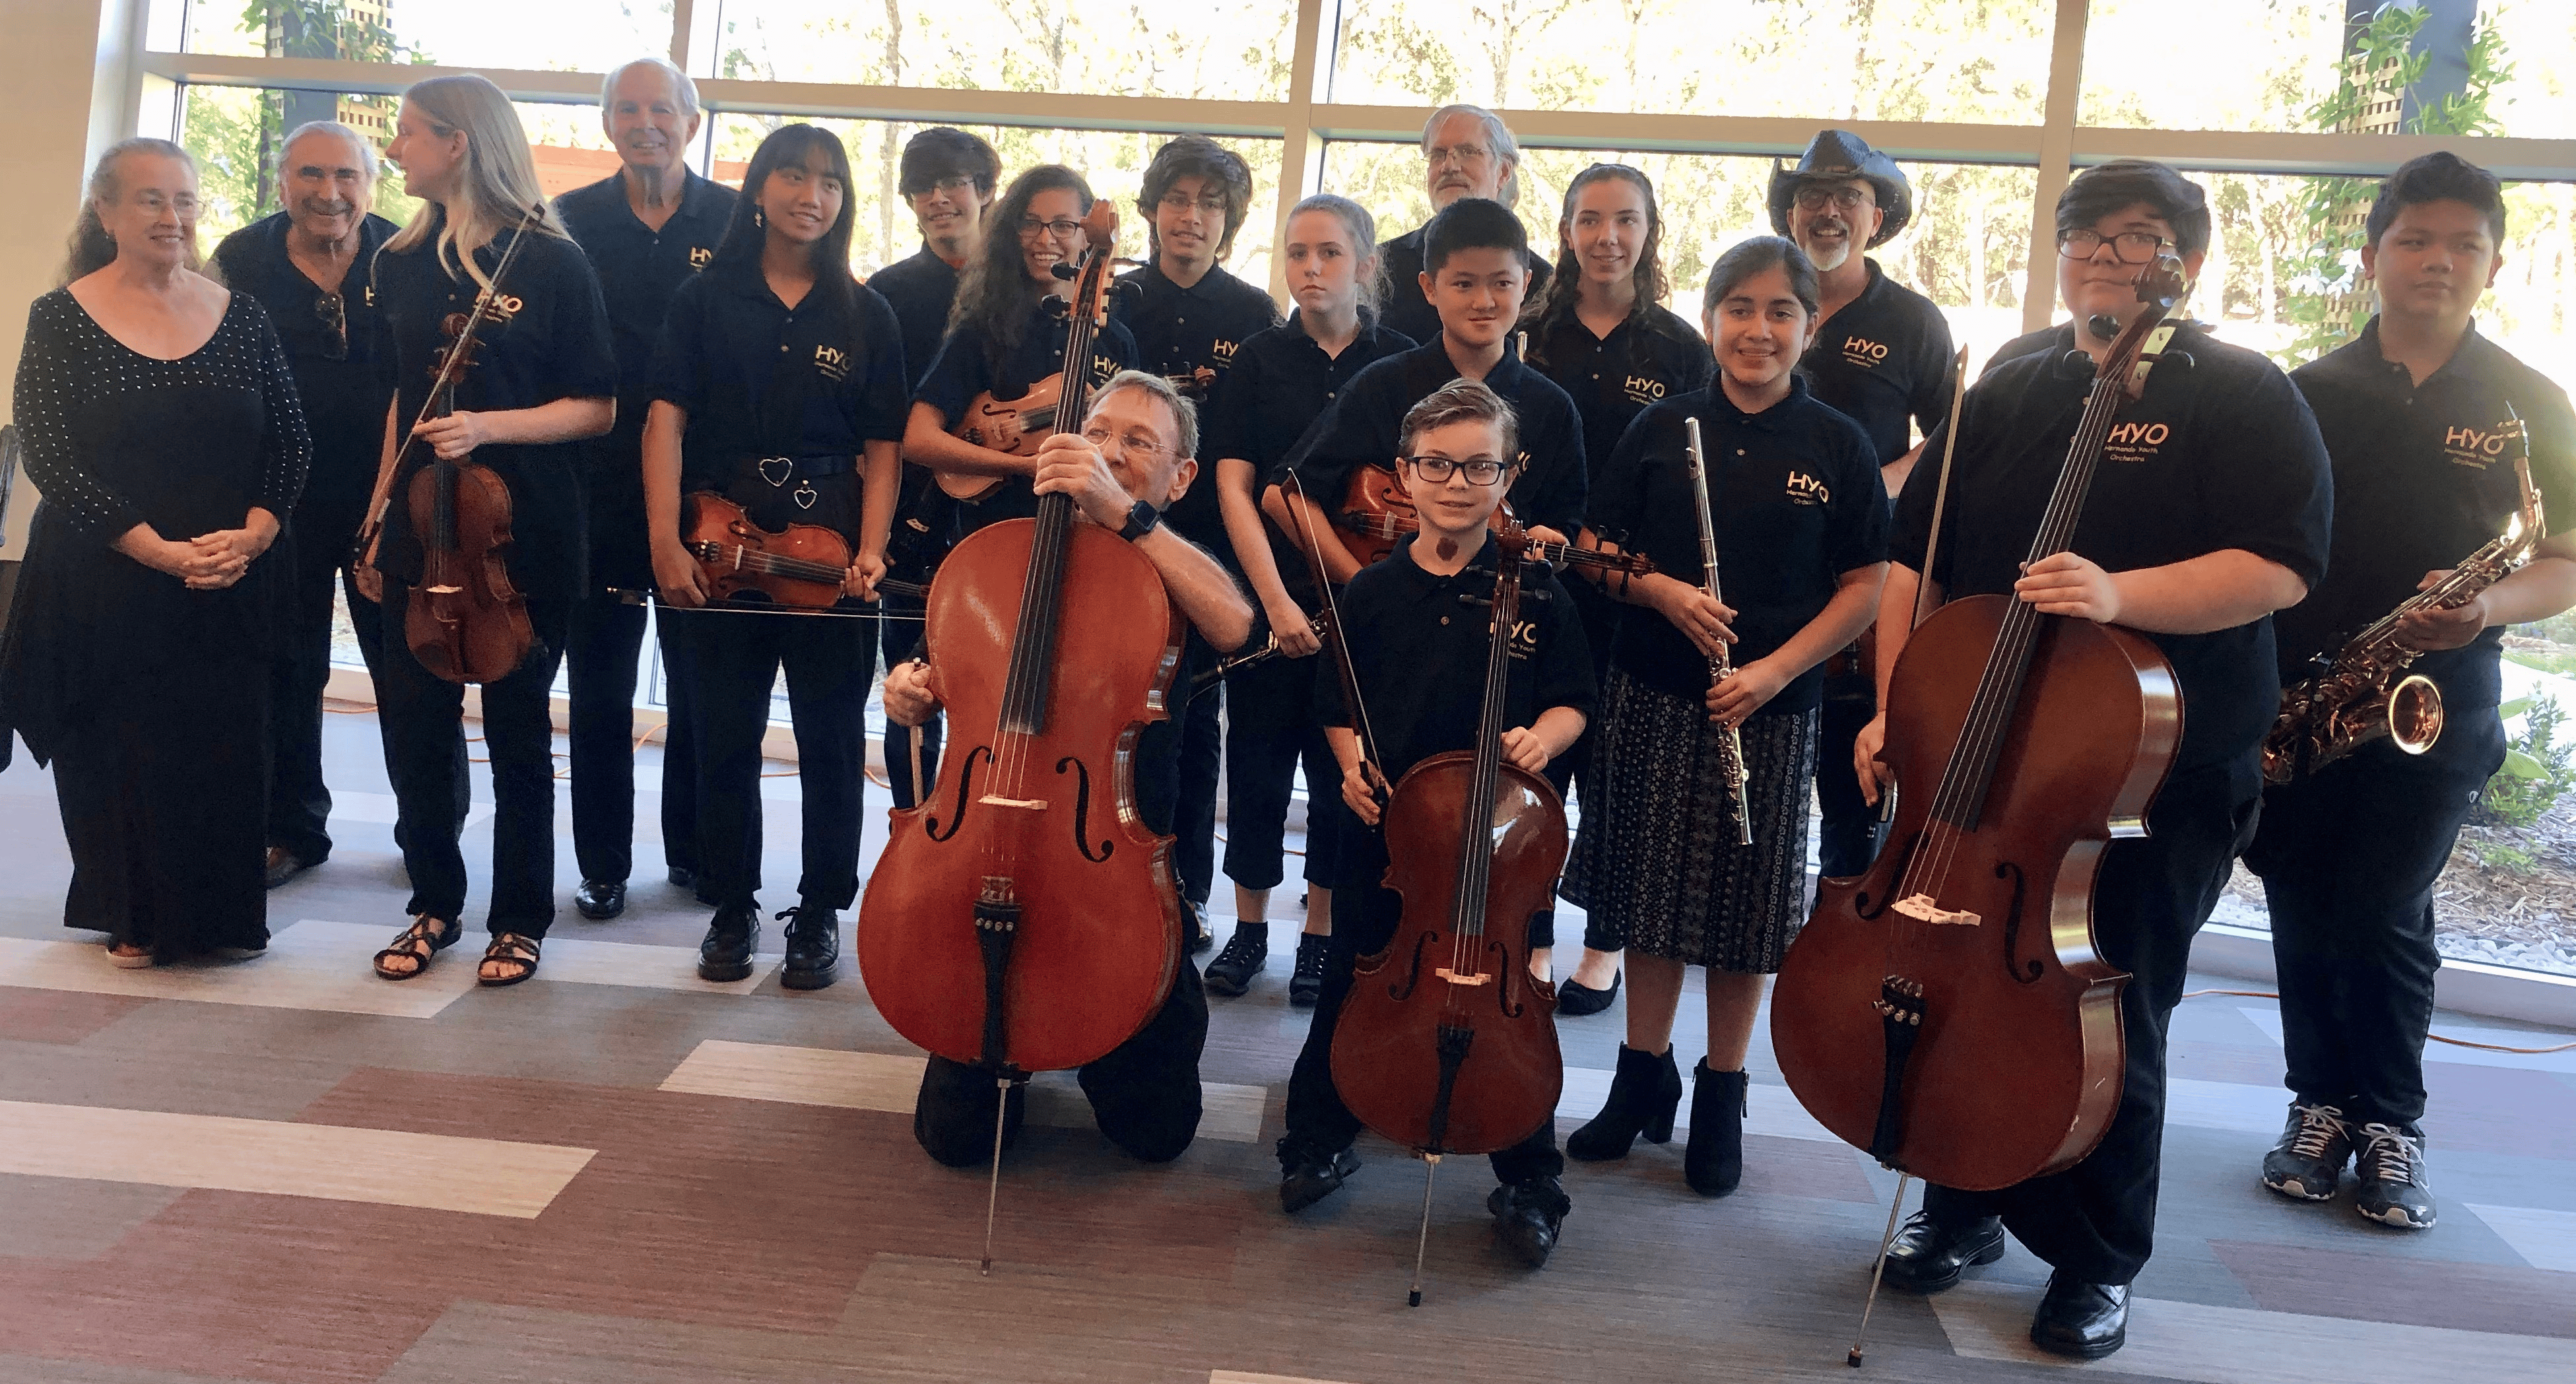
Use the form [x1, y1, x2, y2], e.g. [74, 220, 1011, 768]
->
[1282, 471, 1387, 800]
[1910, 344, 1973, 631]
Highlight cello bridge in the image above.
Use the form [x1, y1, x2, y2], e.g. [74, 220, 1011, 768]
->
[1892, 893, 1981, 927]
[976, 795, 1049, 810]
[1433, 967, 1492, 987]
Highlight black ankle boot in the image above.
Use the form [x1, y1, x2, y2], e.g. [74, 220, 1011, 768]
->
[1567, 1044, 1683, 1161]
[1684, 1061, 1748, 1196]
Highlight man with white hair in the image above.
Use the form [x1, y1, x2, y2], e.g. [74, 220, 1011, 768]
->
[215, 121, 465, 890]
[1377, 104, 1552, 345]
[554, 56, 739, 920]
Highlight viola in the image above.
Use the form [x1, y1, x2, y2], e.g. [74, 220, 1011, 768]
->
[682, 492, 857, 609]
[856, 200, 1183, 1270]
[944, 360, 1210, 504]
[1325, 519, 1567, 1304]
[395, 224, 543, 686]
[1771, 258, 2191, 1202]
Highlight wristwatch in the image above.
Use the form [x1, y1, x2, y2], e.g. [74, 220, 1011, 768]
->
[1117, 500, 1162, 543]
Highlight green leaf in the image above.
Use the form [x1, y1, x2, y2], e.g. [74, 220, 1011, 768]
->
[2504, 748, 2548, 779]
[2501, 697, 2534, 717]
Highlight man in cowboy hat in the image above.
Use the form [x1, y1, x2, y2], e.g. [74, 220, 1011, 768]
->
[1769, 129, 1955, 881]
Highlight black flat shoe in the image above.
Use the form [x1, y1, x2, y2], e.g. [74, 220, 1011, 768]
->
[2030, 1275, 2129, 1360]
[1878, 1208, 2005, 1293]
[1487, 1177, 1570, 1269]
[574, 879, 626, 920]
[696, 904, 760, 982]
[1278, 1142, 1361, 1214]
[1555, 969, 1620, 1016]
[779, 904, 839, 991]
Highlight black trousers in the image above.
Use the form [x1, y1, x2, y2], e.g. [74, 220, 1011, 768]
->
[873, 594, 942, 811]
[1281, 875, 1565, 1185]
[374, 584, 569, 938]
[1923, 756, 2261, 1284]
[562, 590, 645, 886]
[1173, 684, 1223, 908]
[55, 657, 271, 957]
[267, 566, 467, 861]
[1220, 650, 1342, 894]
[913, 960, 1210, 1166]
[682, 605, 871, 911]
[1816, 671, 1888, 878]
[2243, 714, 2501, 1134]
[655, 607, 704, 875]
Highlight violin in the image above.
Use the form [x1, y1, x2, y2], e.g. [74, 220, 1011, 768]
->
[1329, 463, 1654, 577]
[393, 216, 543, 685]
[856, 199, 1185, 1270]
[1325, 517, 1567, 1305]
[682, 492, 858, 609]
[1771, 258, 2189, 1204]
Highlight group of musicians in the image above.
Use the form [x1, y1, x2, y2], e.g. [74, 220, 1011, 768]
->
[10, 51, 2575, 1367]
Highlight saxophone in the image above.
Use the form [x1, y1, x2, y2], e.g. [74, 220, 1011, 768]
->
[2262, 418, 2545, 785]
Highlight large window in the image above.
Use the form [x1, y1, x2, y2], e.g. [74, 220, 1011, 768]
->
[704, 0, 1296, 100]
[169, 0, 675, 75]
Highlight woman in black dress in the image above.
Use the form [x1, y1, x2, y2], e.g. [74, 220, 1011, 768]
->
[360, 75, 616, 986]
[1, 138, 311, 966]
[1560, 238, 1886, 1195]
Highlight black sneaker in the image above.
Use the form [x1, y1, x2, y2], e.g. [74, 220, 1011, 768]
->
[778, 904, 838, 991]
[2261, 1102, 2352, 1203]
[1487, 1176, 1571, 1269]
[696, 904, 759, 983]
[1204, 927, 1268, 997]
[2352, 1123, 2437, 1229]
[1288, 933, 1329, 1008]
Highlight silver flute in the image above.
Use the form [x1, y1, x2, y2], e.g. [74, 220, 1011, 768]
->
[1684, 416, 1754, 847]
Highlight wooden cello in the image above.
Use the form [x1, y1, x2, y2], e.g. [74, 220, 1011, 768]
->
[1323, 517, 1568, 1306]
[855, 200, 1187, 1269]
[1769, 257, 2189, 1360]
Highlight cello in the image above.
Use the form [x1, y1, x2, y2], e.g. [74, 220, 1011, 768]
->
[855, 199, 1187, 1270]
[1769, 258, 2189, 1364]
[1324, 516, 1568, 1307]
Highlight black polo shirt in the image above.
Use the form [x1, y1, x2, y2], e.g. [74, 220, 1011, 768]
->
[1527, 304, 1714, 480]
[647, 259, 909, 543]
[370, 226, 618, 605]
[210, 209, 399, 579]
[1378, 222, 1552, 350]
[1111, 259, 1282, 558]
[1286, 333, 1588, 541]
[869, 242, 962, 391]
[1894, 321, 2334, 772]
[913, 302, 1140, 533]
[1201, 310, 1416, 602]
[2279, 317, 2576, 711]
[1801, 259, 1955, 467]
[1591, 376, 1888, 715]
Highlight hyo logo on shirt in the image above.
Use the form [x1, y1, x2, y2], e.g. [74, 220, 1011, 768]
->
[2441, 418, 2520, 470]
[1785, 471, 1830, 506]
[1840, 335, 1890, 368]
[2104, 420, 2169, 462]
[814, 345, 851, 382]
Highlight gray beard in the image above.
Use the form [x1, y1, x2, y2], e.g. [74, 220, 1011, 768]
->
[1802, 238, 1853, 273]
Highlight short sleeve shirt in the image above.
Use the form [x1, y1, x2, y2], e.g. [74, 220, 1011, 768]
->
[913, 302, 1140, 533]
[370, 226, 618, 604]
[1800, 259, 1956, 467]
[1286, 333, 1589, 541]
[2280, 317, 2576, 711]
[1893, 321, 2334, 771]
[1527, 305, 1715, 479]
[1379, 223, 1553, 350]
[647, 259, 909, 542]
[1590, 378, 1889, 714]
[869, 242, 962, 392]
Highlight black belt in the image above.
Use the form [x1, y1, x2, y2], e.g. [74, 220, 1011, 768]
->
[729, 453, 856, 487]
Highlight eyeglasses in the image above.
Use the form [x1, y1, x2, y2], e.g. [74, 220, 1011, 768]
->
[314, 290, 347, 362]
[1019, 216, 1082, 240]
[1794, 185, 1874, 212]
[1426, 143, 1492, 168]
[1158, 191, 1229, 215]
[1402, 455, 1506, 486]
[918, 174, 977, 195]
[1081, 425, 1173, 463]
[2057, 228, 2171, 264]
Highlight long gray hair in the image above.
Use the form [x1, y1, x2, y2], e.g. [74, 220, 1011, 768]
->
[61, 138, 200, 284]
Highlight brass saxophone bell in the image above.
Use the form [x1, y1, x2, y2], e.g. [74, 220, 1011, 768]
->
[2386, 673, 2444, 756]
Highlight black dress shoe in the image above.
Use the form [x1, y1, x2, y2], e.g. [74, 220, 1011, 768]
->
[574, 880, 626, 920]
[696, 904, 760, 982]
[779, 904, 838, 991]
[1487, 1176, 1571, 1269]
[1878, 1208, 2006, 1293]
[667, 865, 698, 889]
[1278, 1142, 1361, 1213]
[263, 847, 313, 890]
[1554, 968, 1620, 1017]
[2029, 1274, 2129, 1360]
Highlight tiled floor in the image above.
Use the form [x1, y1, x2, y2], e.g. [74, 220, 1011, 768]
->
[1, 702, 2570, 1383]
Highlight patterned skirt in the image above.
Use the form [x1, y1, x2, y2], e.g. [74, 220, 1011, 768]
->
[1559, 667, 1819, 973]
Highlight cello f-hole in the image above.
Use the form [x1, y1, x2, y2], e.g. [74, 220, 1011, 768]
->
[1995, 861, 2041, 983]
[1387, 931, 1434, 1002]
[1053, 755, 1113, 863]
[1853, 832, 1921, 920]
[1492, 937, 1527, 1019]
[927, 745, 987, 842]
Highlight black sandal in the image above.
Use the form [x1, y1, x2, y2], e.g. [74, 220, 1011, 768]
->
[374, 915, 461, 981]
[477, 932, 542, 987]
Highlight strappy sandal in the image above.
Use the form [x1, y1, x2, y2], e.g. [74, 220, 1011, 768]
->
[374, 915, 461, 981]
[477, 932, 542, 987]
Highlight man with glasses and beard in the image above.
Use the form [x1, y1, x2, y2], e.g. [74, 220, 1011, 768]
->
[1377, 105, 1551, 347]
[214, 120, 465, 890]
[1767, 130, 1955, 885]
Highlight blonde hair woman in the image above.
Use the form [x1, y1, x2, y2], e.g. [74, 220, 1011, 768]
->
[362, 73, 617, 989]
